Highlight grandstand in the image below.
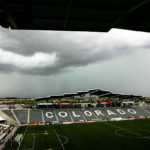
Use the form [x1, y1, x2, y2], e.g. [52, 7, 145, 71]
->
[0, 89, 149, 125]
[0, 88, 150, 150]
[1, 102, 150, 150]
[1, 106, 150, 125]
[13, 110, 28, 124]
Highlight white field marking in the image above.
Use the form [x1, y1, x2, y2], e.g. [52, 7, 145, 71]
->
[59, 135, 69, 145]
[106, 122, 150, 140]
[115, 129, 150, 139]
[19, 136, 35, 150]
[55, 130, 65, 150]
[17, 126, 28, 150]
[31, 136, 35, 150]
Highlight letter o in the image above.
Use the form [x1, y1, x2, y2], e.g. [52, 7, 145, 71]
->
[58, 111, 68, 118]
[84, 111, 92, 116]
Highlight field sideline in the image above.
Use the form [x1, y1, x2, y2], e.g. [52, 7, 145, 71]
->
[5, 119, 150, 150]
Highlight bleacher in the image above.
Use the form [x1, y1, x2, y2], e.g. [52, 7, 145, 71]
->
[13, 110, 28, 124]
[43, 110, 57, 122]
[54, 109, 72, 122]
[110, 107, 131, 118]
[143, 106, 150, 113]
[2, 106, 150, 125]
[124, 108, 141, 118]
[91, 108, 109, 120]
[81, 109, 98, 121]
[29, 110, 43, 123]
[2, 110, 17, 122]
[99, 107, 120, 119]
[137, 107, 150, 117]
[69, 109, 85, 121]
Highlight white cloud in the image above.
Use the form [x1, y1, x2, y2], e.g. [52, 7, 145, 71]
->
[0, 48, 57, 68]
[108, 29, 150, 46]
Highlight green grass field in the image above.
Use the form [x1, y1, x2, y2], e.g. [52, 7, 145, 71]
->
[5, 119, 150, 150]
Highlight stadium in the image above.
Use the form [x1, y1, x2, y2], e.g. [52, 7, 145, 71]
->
[0, 88, 150, 150]
[1, 0, 150, 150]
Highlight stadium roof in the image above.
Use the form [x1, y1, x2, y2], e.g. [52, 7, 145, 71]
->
[1, 0, 150, 32]
[63, 93, 78, 97]
[35, 88, 143, 101]
[102, 93, 123, 98]
[77, 91, 89, 95]
[90, 89, 111, 96]
[88, 89, 100, 92]
[100, 93, 143, 99]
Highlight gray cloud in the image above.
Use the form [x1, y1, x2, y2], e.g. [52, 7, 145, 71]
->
[0, 27, 150, 75]
[1, 27, 150, 97]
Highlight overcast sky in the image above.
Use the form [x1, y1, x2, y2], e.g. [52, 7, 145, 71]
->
[0, 26, 150, 97]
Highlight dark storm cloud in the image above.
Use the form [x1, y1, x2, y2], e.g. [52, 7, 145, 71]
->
[0, 27, 150, 75]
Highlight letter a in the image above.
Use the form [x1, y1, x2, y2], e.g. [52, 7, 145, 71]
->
[107, 110, 116, 115]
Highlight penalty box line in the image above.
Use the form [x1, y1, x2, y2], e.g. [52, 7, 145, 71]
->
[54, 129, 66, 150]
[19, 136, 35, 150]
[17, 126, 29, 150]
[105, 122, 150, 140]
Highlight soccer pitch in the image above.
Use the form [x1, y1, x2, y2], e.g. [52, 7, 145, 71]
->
[5, 119, 150, 150]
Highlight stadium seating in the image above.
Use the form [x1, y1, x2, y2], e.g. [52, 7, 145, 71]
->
[137, 107, 150, 117]
[30, 110, 43, 123]
[90, 108, 108, 120]
[69, 109, 85, 121]
[80, 109, 97, 121]
[98, 107, 120, 119]
[2, 106, 150, 125]
[109, 107, 131, 118]
[2, 110, 17, 122]
[142, 106, 150, 113]
[13, 110, 28, 124]
[42, 110, 57, 122]
[54, 109, 72, 122]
